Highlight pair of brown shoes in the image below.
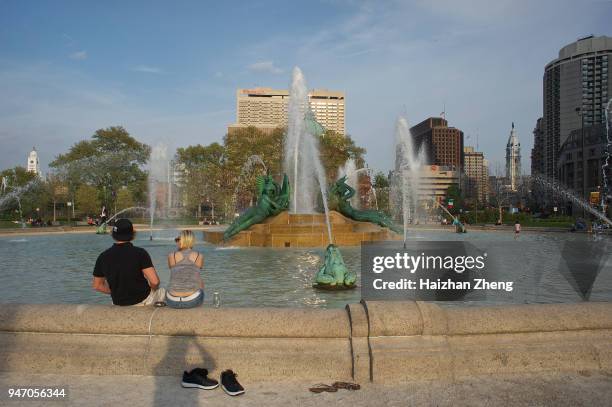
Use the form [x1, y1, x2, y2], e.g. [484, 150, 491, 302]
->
[309, 382, 361, 393]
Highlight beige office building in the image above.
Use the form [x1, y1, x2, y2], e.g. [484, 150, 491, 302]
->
[416, 165, 460, 202]
[228, 87, 345, 135]
[463, 146, 489, 203]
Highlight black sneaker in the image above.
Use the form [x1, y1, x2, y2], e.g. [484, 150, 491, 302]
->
[181, 368, 219, 390]
[220, 370, 245, 396]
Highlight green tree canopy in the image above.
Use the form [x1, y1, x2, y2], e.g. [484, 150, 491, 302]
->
[75, 184, 100, 216]
[50, 126, 150, 205]
[319, 130, 366, 182]
[175, 143, 231, 216]
[0, 166, 37, 189]
[373, 172, 390, 188]
[115, 188, 135, 212]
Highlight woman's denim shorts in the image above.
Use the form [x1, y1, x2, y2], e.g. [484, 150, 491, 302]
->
[165, 289, 204, 309]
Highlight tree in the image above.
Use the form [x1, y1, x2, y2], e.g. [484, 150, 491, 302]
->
[75, 184, 100, 216]
[0, 166, 37, 188]
[173, 126, 368, 221]
[445, 184, 465, 214]
[175, 143, 232, 219]
[488, 164, 514, 224]
[50, 126, 150, 206]
[224, 126, 284, 177]
[0, 166, 46, 219]
[372, 172, 390, 215]
[115, 188, 135, 212]
[319, 130, 366, 182]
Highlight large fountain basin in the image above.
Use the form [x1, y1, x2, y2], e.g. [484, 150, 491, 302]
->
[204, 210, 400, 247]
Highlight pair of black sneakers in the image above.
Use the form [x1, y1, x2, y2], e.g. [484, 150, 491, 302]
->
[181, 368, 245, 396]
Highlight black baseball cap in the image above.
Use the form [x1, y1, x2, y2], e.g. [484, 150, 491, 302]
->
[112, 218, 134, 241]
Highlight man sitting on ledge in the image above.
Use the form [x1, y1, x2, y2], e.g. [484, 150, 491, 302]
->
[92, 218, 165, 306]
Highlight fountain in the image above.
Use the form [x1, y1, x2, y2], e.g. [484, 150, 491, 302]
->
[0, 179, 41, 228]
[603, 98, 612, 209]
[392, 117, 428, 244]
[284, 66, 333, 244]
[95, 206, 150, 234]
[338, 158, 359, 208]
[340, 164, 380, 211]
[232, 155, 268, 214]
[148, 143, 168, 240]
[206, 67, 400, 248]
[532, 174, 612, 227]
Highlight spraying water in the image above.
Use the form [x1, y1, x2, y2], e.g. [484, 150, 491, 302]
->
[232, 155, 268, 213]
[148, 143, 168, 240]
[338, 158, 359, 208]
[532, 174, 612, 227]
[105, 206, 150, 224]
[392, 117, 427, 244]
[285, 67, 315, 214]
[603, 98, 612, 209]
[283, 67, 333, 243]
[0, 179, 41, 228]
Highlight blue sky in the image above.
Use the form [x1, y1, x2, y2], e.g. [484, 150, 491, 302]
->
[1, 0, 611, 175]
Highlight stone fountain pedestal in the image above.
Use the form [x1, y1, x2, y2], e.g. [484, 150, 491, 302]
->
[204, 210, 401, 248]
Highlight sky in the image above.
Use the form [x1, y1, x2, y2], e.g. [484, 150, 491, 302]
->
[1, 0, 611, 175]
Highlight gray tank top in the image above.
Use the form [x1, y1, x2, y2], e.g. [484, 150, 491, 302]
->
[168, 249, 202, 293]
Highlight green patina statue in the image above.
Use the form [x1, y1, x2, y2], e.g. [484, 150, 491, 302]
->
[223, 174, 290, 241]
[313, 244, 356, 289]
[331, 176, 402, 234]
[304, 110, 325, 136]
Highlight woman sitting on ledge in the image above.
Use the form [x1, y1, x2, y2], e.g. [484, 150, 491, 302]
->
[165, 230, 205, 309]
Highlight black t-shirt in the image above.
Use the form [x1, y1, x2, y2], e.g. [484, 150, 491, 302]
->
[93, 242, 153, 306]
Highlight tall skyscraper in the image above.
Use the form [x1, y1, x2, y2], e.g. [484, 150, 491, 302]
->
[531, 117, 544, 176]
[538, 35, 611, 188]
[410, 117, 464, 170]
[464, 146, 489, 202]
[26, 147, 41, 176]
[228, 87, 345, 135]
[505, 123, 521, 191]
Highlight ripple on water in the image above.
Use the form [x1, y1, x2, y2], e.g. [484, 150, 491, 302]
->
[0, 230, 610, 307]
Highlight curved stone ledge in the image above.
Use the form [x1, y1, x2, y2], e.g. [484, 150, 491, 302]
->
[0, 304, 349, 338]
[1, 301, 611, 382]
[362, 301, 612, 337]
[0, 304, 155, 335]
[151, 307, 349, 338]
[443, 302, 612, 335]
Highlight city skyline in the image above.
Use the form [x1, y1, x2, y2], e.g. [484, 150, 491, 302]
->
[1, 1, 611, 174]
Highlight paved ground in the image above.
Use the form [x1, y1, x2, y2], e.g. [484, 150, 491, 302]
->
[1, 372, 611, 406]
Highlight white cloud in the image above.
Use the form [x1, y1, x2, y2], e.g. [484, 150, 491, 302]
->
[68, 51, 87, 60]
[131, 65, 164, 74]
[247, 60, 284, 74]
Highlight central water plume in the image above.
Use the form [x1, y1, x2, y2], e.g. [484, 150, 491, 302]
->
[283, 67, 333, 243]
[148, 143, 168, 239]
[392, 117, 427, 243]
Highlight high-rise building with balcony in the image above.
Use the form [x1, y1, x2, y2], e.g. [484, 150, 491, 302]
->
[228, 87, 345, 135]
[537, 35, 611, 192]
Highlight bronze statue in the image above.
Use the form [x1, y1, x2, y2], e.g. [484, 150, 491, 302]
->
[223, 174, 290, 241]
[331, 176, 402, 234]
